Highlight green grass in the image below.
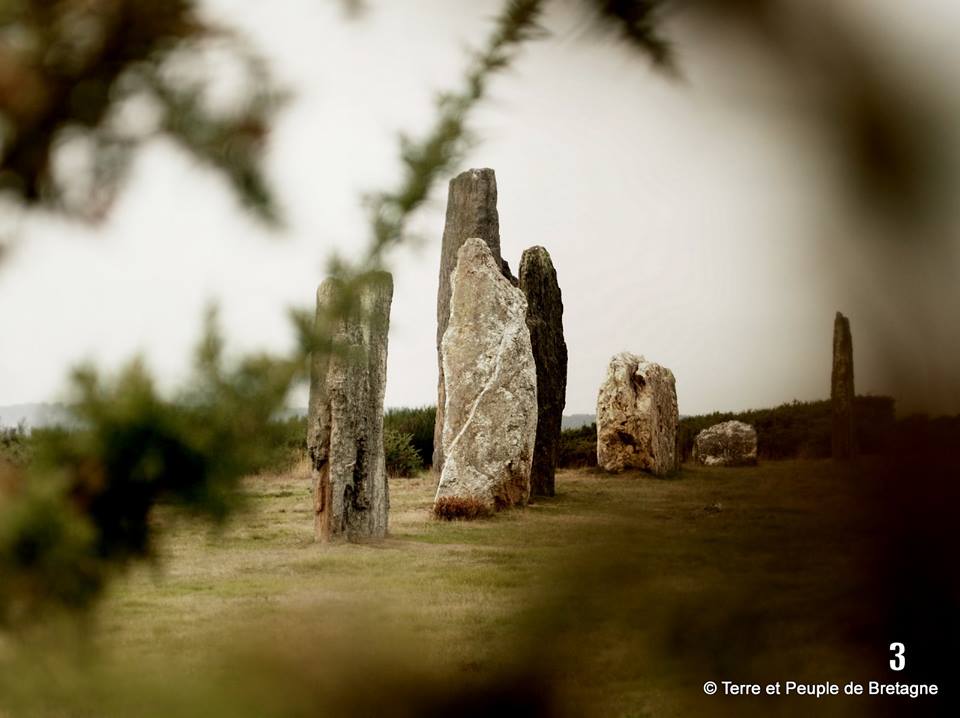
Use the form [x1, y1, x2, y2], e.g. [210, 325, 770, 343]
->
[0, 460, 914, 717]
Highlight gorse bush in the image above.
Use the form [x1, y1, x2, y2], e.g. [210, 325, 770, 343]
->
[384, 407, 436, 468]
[384, 430, 423, 478]
[0, 314, 298, 625]
[558, 423, 598, 469]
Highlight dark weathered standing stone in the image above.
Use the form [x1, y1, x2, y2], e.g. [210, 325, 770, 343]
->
[519, 246, 567, 497]
[307, 273, 393, 541]
[831, 311, 857, 460]
[433, 168, 511, 473]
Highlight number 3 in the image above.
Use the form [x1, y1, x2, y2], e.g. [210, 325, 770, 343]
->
[889, 642, 906, 671]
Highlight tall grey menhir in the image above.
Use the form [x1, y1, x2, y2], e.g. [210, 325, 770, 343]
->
[433, 168, 511, 473]
[307, 273, 393, 541]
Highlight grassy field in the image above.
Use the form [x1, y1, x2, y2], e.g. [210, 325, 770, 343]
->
[0, 459, 934, 717]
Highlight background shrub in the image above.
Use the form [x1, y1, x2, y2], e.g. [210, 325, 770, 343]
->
[384, 429, 423, 478]
[384, 406, 435, 468]
[262, 415, 308, 472]
[678, 395, 897, 461]
[557, 423, 598, 469]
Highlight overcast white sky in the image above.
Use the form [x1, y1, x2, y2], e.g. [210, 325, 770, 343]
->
[1, 0, 959, 417]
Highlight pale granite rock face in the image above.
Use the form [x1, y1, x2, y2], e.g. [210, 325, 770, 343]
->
[434, 169, 512, 474]
[307, 273, 393, 542]
[596, 353, 679, 476]
[519, 245, 567, 498]
[831, 311, 856, 460]
[693, 420, 758, 466]
[435, 239, 537, 511]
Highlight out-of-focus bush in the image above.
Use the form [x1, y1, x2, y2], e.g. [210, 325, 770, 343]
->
[384, 407, 435, 468]
[0, 0, 283, 223]
[0, 314, 297, 625]
[0, 423, 32, 467]
[384, 429, 423, 478]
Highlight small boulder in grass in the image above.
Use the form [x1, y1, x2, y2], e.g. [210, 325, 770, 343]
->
[693, 420, 758, 467]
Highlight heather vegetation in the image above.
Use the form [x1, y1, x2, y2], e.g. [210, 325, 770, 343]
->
[557, 423, 598, 469]
[677, 396, 897, 461]
[383, 429, 424, 478]
[384, 406, 436, 469]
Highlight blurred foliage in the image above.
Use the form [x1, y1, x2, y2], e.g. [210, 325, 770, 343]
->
[0, 0, 284, 223]
[383, 429, 423, 478]
[0, 310, 301, 625]
[360, 0, 671, 264]
[557, 423, 598, 469]
[383, 406, 435, 469]
[678, 395, 897, 461]
[584, 0, 672, 67]
[361, 0, 546, 261]
[0, 421, 31, 466]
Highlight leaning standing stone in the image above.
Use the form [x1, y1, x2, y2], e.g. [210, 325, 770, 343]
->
[519, 246, 567, 497]
[433, 169, 512, 474]
[693, 420, 758, 466]
[435, 238, 538, 513]
[596, 353, 679, 476]
[307, 273, 393, 541]
[831, 311, 857, 460]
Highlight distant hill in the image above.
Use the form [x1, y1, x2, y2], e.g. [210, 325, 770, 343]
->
[0, 403, 76, 430]
[561, 414, 595, 429]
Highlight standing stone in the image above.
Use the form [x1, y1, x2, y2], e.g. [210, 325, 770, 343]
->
[596, 353, 679, 476]
[831, 311, 857, 460]
[519, 246, 567, 497]
[307, 273, 393, 542]
[434, 169, 513, 474]
[693, 420, 758, 466]
[435, 239, 538, 512]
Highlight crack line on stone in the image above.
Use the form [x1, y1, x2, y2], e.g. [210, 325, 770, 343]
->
[434, 322, 515, 502]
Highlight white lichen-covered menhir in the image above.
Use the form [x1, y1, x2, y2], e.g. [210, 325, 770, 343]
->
[596, 353, 679, 475]
[693, 420, 758, 467]
[435, 238, 538, 511]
